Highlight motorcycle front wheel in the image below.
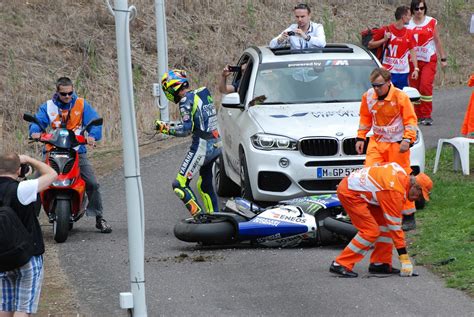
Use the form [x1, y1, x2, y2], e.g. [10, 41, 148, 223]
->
[53, 200, 71, 243]
[173, 217, 236, 245]
[323, 217, 357, 240]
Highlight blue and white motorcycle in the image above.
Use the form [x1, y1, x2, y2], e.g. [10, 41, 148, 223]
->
[173, 194, 357, 247]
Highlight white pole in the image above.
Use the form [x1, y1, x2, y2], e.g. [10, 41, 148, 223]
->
[154, 0, 169, 122]
[110, 0, 148, 315]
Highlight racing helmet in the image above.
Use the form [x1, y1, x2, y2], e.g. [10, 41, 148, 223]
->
[161, 69, 189, 103]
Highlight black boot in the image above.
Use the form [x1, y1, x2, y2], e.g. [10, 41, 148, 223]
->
[329, 261, 358, 278]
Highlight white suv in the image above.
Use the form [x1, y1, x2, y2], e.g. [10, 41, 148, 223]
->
[216, 44, 425, 202]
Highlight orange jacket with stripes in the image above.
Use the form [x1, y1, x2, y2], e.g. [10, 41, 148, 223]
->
[347, 162, 409, 205]
[357, 86, 418, 143]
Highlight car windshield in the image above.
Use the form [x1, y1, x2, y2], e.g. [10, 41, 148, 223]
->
[253, 60, 376, 104]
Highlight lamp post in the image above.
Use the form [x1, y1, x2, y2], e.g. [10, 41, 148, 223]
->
[107, 0, 148, 315]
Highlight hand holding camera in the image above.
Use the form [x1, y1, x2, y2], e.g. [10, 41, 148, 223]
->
[227, 66, 240, 72]
[19, 163, 32, 179]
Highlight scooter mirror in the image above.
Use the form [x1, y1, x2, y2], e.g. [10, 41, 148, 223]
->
[81, 118, 103, 135]
[23, 113, 46, 132]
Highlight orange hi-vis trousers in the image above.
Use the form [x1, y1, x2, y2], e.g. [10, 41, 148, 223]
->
[335, 178, 406, 270]
[365, 140, 416, 216]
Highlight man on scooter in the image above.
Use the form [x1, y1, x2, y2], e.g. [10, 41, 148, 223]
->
[156, 69, 222, 221]
[29, 77, 112, 233]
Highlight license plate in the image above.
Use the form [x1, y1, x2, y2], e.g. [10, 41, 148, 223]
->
[316, 166, 362, 179]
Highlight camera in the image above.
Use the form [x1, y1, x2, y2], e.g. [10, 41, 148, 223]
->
[228, 65, 240, 72]
[287, 31, 295, 36]
[19, 163, 31, 178]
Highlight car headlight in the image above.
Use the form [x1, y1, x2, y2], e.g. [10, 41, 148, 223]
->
[52, 178, 74, 187]
[251, 133, 297, 151]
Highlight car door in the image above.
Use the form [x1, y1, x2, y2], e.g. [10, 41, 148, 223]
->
[219, 55, 254, 184]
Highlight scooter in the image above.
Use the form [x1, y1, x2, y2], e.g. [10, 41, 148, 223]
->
[23, 113, 103, 243]
[173, 194, 357, 247]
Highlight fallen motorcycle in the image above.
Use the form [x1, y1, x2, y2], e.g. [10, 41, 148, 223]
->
[174, 194, 357, 247]
[23, 113, 103, 243]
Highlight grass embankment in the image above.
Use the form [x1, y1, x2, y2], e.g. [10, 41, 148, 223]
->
[410, 146, 474, 296]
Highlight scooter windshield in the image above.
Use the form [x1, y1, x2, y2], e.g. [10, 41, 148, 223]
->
[48, 129, 79, 149]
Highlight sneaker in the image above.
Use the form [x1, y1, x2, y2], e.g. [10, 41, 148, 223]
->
[369, 263, 400, 274]
[420, 118, 433, 126]
[402, 213, 416, 231]
[96, 217, 112, 233]
[329, 261, 358, 278]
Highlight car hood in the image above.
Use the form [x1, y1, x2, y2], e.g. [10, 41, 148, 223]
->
[248, 103, 361, 139]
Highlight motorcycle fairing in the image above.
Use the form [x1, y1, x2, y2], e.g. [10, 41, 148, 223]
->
[238, 205, 316, 245]
[280, 194, 341, 216]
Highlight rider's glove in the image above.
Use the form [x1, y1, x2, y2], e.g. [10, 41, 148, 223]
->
[154, 120, 170, 135]
[399, 254, 414, 277]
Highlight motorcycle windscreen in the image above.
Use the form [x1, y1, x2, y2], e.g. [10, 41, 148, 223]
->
[48, 129, 80, 149]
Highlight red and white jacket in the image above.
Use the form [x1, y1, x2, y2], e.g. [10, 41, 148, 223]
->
[407, 16, 438, 63]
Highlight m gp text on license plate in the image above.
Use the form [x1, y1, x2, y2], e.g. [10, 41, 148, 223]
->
[316, 166, 362, 179]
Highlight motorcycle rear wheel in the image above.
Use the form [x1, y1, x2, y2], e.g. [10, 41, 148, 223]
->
[174, 217, 236, 244]
[53, 200, 71, 243]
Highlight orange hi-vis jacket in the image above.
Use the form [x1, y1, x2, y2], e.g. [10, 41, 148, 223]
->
[460, 74, 474, 138]
[357, 86, 418, 143]
[44, 98, 84, 152]
[46, 98, 85, 133]
[347, 162, 409, 206]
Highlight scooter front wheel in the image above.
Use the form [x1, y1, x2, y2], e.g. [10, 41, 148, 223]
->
[53, 200, 71, 243]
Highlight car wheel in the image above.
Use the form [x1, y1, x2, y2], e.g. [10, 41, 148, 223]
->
[239, 151, 254, 201]
[214, 154, 240, 197]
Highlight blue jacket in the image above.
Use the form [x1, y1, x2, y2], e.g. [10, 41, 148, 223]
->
[29, 93, 102, 154]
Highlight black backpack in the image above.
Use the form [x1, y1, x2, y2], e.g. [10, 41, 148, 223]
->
[360, 26, 388, 62]
[0, 183, 34, 272]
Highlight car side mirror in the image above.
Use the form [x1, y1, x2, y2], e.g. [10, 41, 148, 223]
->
[221, 92, 243, 109]
[403, 86, 421, 103]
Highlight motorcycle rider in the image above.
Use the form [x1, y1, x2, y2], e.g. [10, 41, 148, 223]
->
[29, 76, 112, 233]
[156, 69, 222, 220]
[330, 163, 432, 278]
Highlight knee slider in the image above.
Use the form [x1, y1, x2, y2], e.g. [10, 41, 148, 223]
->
[172, 180, 185, 199]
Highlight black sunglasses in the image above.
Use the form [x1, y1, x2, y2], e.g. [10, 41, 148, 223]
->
[414, 6, 425, 11]
[371, 82, 386, 88]
[59, 91, 74, 96]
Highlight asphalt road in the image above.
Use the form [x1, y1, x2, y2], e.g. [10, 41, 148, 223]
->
[56, 87, 473, 316]
[419, 87, 471, 149]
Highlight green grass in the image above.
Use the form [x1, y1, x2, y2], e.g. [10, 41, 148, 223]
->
[410, 146, 474, 296]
